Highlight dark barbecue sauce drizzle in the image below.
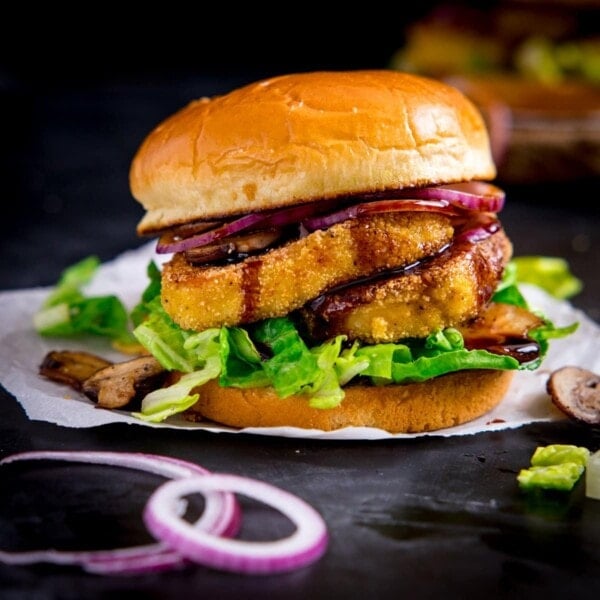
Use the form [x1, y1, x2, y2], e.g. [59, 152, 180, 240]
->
[464, 338, 540, 363]
[241, 258, 263, 323]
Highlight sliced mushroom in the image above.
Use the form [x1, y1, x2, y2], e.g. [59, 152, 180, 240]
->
[40, 350, 113, 391]
[184, 228, 283, 264]
[156, 220, 222, 245]
[82, 356, 167, 409]
[547, 366, 600, 425]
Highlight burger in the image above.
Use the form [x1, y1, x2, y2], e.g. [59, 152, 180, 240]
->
[123, 70, 563, 433]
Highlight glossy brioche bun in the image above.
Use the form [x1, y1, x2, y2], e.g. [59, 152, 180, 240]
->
[184, 370, 514, 433]
[131, 70, 496, 235]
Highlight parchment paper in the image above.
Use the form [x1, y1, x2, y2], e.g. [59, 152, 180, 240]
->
[1, 242, 597, 440]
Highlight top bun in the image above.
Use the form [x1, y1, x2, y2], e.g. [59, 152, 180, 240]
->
[131, 70, 496, 235]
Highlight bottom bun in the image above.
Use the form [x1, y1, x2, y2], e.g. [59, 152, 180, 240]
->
[184, 370, 514, 433]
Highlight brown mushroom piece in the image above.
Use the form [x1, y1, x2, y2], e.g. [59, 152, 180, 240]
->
[40, 350, 113, 391]
[184, 228, 283, 264]
[547, 366, 600, 425]
[82, 356, 167, 409]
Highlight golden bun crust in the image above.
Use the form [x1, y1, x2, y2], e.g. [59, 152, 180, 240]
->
[184, 370, 514, 433]
[131, 70, 496, 235]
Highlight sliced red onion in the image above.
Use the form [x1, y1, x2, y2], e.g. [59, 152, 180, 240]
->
[396, 182, 505, 212]
[156, 201, 331, 254]
[144, 474, 328, 575]
[0, 451, 240, 575]
[156, 182, 504, 254]
[455, 215, 501, 244]
[302, 198, 457, 232]
[302, 183, 503, 233]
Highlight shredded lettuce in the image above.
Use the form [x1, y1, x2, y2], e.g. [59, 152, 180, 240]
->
[219, 327, 270, 388]
[132, 297, 220, 373]
[251, 317, 321, 397]
[334, 341, 371, 386]
[133, 366, 220, 423]
[132, 327, 222, 422]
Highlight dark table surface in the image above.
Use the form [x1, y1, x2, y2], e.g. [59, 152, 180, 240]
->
[1, 73, 599, 600]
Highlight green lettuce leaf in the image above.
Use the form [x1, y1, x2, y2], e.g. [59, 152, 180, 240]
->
[133, 365, 220, 423]
[133, 326, 223, 422]
[357, 328, 520, 384]
[518, 463, 585, 492]
[517, 444, 590, 492]
[334, 341, 371, 386]
[512, 256, 583, 299]
[132, 297, 220, 373]
[524, 318, 579, 370]
[492, 261, 529, 307]
[492, 259, 579, 370]
[219, 327, 270, 388]
[130, 260, 162, 326]
[531, 444, 590, 468]
[33, 256, 133, 343]
[252, 317, 321, 398]
[306, 335, 352, 409]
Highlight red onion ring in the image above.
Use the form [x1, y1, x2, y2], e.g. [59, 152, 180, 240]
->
[302, 198, 457, 232]
[143, 474, 328, 575]
[155, 182, 504, 254]
[156, 201, 331, 254]
[455, 214, 502, 244]
[0, 451, 240, 575]
[0, 452, 329, 576]
[396, 182, 505, 212]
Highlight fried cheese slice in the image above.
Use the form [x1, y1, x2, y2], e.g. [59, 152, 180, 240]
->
[301, 227, 512, 343]
[161, 212, 454, 331]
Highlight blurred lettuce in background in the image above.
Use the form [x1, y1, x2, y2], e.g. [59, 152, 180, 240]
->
[389, 3, 600, 84]
[511, 256, 583, 300]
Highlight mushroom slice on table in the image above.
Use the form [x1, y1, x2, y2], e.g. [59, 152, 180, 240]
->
[547, 366, 600, 425]
[82, 356, 167, 409]
[40, 350, 113, 390]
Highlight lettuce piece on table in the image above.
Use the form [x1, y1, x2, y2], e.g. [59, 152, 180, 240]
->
[33, 255, 132, 343]
[517, 444, 590, 492]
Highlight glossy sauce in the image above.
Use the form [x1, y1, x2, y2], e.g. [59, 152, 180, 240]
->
[240, 258, 263, 322]
[464, 338, 540, 363]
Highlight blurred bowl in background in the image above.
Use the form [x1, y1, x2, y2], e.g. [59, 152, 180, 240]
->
[447, 74, 600, 183]
[389, 1, 600, 183]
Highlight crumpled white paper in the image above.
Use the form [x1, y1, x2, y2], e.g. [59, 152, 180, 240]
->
[1, 242, 598, 440]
